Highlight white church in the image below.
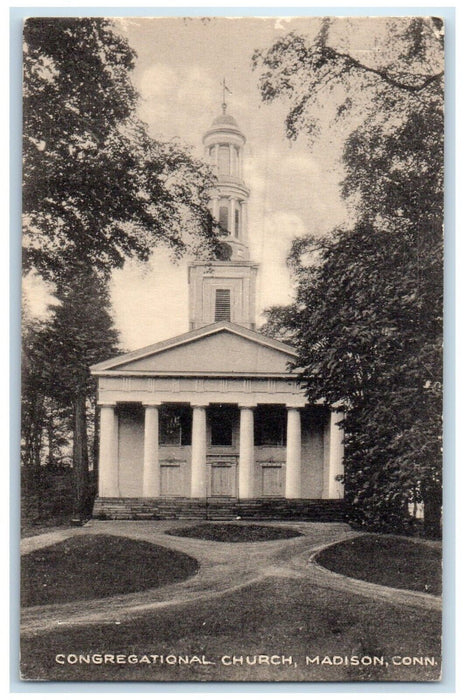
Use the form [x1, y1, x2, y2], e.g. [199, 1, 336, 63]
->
[91, 105, 345, 520]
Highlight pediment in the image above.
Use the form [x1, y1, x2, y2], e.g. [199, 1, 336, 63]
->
[91, 323, 297, 377]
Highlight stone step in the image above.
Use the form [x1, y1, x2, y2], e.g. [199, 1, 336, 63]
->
[94, 497, 345, 522]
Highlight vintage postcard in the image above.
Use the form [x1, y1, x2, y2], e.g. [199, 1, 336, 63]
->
[20, 15, 443, 683]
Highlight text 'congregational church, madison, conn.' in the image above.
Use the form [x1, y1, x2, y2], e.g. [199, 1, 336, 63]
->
[91, 103, 345, 521]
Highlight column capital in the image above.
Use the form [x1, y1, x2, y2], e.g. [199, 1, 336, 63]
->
[191, 403, 209, 410]
[238, 403, 256, 410]
[142, 402, 162, 409]
[285, 402, 306, 410]
[98, 402, 117, 408]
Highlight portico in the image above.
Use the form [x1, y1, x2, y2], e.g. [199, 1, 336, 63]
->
[93, 322, 345, 509]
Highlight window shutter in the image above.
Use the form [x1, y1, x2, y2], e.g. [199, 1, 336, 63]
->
[215, 289, 231, 322]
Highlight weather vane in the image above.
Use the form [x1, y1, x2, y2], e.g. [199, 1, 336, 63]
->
[221, 77, 231, 114]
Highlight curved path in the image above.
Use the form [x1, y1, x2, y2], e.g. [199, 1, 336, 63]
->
[21, 520, 440, 637]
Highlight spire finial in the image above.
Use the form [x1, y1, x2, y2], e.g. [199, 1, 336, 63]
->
[221, 77, 231, 114]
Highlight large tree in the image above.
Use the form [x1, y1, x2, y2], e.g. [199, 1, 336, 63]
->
[254, 17, 443, 535]
[23, 18, 218, 279]
[34, 267, 120, 519]
[22, 18, 220, 519]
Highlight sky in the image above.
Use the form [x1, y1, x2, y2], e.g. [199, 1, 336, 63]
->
[25, 16, 362, 350]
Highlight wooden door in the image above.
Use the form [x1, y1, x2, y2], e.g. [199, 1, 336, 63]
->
[262, 465, 283, 496]
[210, 462, 235, 496]
[160, 464, 183, 496]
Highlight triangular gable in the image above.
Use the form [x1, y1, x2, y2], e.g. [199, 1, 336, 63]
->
[91, 322, 297, 376]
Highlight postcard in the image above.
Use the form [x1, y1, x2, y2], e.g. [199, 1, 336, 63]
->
[20, 15, 443, 683]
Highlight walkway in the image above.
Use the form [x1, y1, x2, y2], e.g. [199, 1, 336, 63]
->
[21, 520, 441, 638]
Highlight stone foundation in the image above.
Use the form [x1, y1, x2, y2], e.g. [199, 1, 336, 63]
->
[93, 497, 345, 522]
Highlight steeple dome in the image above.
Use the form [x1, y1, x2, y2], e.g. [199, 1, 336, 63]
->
[212, 112, 239, 127]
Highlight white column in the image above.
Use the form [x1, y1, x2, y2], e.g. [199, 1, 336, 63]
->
[229, 144, 234, 175]
[238, 147, 243, 179]
[241, 200, 248, 241]
[229, 197, 235, 236]
[214, 143, 219, 170]
[285, 407, 302, 498]
[142, 404, 160, 497]
[191, 404, 207, 498]
[327, 411, 345, 498]
[98, 404, 119, 497]
[238, 406, 255, 498]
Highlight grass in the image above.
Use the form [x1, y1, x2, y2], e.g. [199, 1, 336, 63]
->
[165, 522, 302, 542]
[315, 535, 442, 595]
[21, 577, 441, 682]
[21, 535, 199, 607]
[21, 514, 75, 538]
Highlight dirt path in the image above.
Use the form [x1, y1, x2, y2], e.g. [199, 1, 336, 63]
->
[21, 520, 440, 637]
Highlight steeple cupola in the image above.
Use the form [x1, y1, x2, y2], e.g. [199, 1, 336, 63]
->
[188, 98, 258, 332]
[203, 104, 250, 261]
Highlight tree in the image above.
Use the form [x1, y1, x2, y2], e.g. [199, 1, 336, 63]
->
[22, 18, 221, 519]
[254, 18, 443, 535]
[23, 18, 218, 280]
[22, 270, 120, 520]
[39, 268, 120, 519]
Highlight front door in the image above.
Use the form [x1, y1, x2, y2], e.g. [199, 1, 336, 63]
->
[160, 462, 185, 496]
[209, 458, 237, 497]
[262, 464, 284, 497]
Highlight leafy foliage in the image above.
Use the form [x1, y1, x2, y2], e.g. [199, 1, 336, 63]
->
[23, 17, 218, 281]
[255, 18, 443, 535]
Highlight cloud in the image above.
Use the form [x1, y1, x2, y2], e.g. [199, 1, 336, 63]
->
[22, 272, 56, 320]
[137, 63, 218, 145]
[274, 17, 294, 31]
[111, 252, 188, 350]
[253, 210, 306, 317]
[139, 63, 178, 100]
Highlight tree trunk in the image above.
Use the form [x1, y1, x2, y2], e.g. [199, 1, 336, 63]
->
[72, 390, 89, 521]
[47, 408, 54, 465]
[423, 483, 442, 539]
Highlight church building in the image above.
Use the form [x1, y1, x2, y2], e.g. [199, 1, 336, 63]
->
[91, 105, 345, 520]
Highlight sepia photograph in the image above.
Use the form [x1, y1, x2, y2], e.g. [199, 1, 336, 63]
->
[20, 14, 444, 683]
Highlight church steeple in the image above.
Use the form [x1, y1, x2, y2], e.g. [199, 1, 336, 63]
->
[188, 101, 258, 331]
[202, 102, 250, 261]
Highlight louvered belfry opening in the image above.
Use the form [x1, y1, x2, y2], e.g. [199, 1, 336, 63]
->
[215, 288, 231, 322]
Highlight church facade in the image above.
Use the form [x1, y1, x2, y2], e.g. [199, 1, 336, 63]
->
[91, 107, 345, 520]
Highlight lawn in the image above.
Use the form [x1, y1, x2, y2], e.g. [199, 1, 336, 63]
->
[315, 535, 441, 595]
[21, 535, 199, 607]
[165, 522, 302, 542]
[21, 576, 441, 682]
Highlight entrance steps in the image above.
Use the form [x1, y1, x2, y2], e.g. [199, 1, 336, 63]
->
[93, 497, 345, 522]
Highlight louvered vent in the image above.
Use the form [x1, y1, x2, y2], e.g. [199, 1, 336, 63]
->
[215, 289, 231, 322]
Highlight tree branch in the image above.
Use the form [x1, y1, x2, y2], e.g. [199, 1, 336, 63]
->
[323, 46, 444, 93]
